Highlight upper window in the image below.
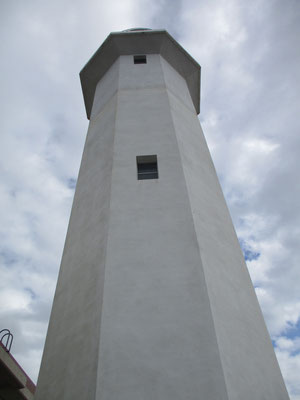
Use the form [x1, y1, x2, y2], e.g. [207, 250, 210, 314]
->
[134, 55, 147, 64]
[137, 155, 158, 180]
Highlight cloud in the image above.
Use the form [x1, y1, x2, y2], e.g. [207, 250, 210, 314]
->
[0, 0, 299, 398]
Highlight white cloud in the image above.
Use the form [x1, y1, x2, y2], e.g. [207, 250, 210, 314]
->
[0, 0, 299, 398]
[0, 289, 31, 314]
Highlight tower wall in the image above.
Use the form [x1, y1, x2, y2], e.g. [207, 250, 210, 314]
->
[35, 30, 290, 400]
[94, 54, 228, 399]
[34, 64, 119, 399]
[163, 56, 289, 399]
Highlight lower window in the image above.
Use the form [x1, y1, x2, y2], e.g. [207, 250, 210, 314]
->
[136, 155, 158, 180]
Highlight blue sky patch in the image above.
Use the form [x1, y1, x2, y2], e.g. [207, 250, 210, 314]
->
[25, 287, 37, 300]
[285, 319, 300, 341]
[67, 178, 77, 189]
[239, 238, 260, 261]
[0, 248, 18, 267]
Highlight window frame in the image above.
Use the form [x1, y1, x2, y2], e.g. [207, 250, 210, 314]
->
[136, 155, 159, 180]
[133, 55, 147, 64]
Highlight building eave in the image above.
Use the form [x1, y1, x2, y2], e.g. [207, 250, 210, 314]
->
[80, 29, 201, 119]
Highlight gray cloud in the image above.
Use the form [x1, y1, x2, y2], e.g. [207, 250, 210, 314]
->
[0, 0, 299, 397]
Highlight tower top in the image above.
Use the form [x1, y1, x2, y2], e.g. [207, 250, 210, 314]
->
[80, 29, 201, 119]
[122, 28, 152, 32]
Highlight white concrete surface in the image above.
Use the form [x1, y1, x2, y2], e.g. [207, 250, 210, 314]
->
[35, 30, 290, 400]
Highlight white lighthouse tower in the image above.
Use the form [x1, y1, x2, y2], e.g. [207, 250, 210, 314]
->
[35, 29, 290, 400]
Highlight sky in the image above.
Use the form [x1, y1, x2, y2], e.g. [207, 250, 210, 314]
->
[0, 0, 299, 398]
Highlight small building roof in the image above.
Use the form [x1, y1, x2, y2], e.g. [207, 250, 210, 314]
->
[80, 29, 201, 119]
[0, 341, 36, 400]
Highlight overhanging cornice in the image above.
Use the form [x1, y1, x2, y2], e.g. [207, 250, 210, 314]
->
[80, 29, 201, 119]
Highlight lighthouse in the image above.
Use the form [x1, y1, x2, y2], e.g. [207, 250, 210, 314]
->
[35, 29, 289, 400]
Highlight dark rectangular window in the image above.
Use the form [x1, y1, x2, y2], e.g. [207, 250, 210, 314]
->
[137, 155, 158, 180]
[134, 55, 147, 64]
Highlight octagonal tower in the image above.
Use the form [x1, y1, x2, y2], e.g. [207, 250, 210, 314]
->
[35, 29, 289, 400]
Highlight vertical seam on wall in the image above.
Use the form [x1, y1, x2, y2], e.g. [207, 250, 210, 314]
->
[94, 57, 120, 400]
[160, 55, 230, 400]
